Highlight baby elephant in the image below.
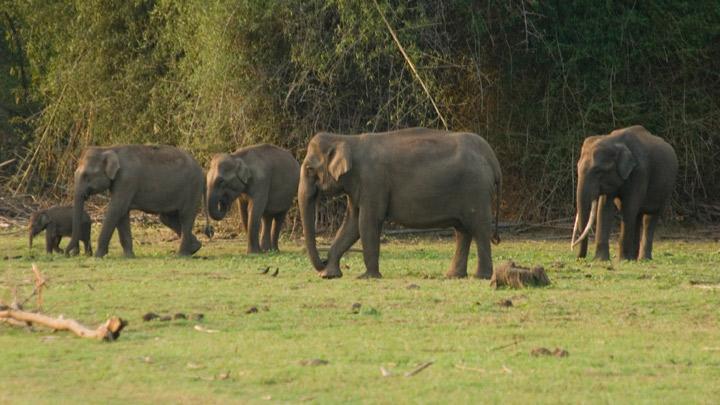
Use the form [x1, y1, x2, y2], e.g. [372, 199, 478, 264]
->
[29, 206, 92, 255]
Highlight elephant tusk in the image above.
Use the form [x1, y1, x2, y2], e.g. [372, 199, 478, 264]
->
[571, 200, 597, 248]
[570, 213, 580, 250]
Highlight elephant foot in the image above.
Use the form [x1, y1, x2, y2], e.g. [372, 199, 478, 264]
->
[474, 270, 493, 280]
[65, 244, 79, 257]
[180, 239, 202, 256]
[357, 271, 382, 279]
[593, 253, 610, 261]
[319, 268, 343, 279]
[123, 251, 136, 258]
[445, 270, 468, 279]
[94, 250, 108, 258]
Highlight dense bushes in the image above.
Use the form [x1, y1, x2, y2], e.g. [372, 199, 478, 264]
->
[1, 0, 719, 221]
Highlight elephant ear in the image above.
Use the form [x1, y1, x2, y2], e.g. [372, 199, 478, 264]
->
[616, 143, 637, 180]
[103, 150, 120, 180]
[38, 212, 50, 228]
[235, 158, 252, 184]
[328, 142, 351, 181]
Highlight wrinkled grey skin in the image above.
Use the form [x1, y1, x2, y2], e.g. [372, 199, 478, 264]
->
[65, 145, 211, 258]
[206, 144, 300, 253]
[572, 125, 678, 261]
[299, 128, 502, 279]
[29, 205, 91, 255]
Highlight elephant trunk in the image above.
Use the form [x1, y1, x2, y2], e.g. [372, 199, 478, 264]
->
[299, 177, 325, 271]
[207, 189, 228, 221]
[201, 182, 214, 238]
[67, 189, 86, 255]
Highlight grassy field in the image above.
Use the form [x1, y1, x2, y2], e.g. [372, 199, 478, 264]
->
[1, 226, 719, 404]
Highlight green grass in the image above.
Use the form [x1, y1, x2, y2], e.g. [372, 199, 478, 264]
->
[1, 227, 719, 404]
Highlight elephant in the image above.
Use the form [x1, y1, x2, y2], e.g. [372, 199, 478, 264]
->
[65, 145, 211, 258]
[206, 144, 300, 253]
[299, 127, 502, 279]
[571, 125, 678, 260]
[29, 205, 92, 255]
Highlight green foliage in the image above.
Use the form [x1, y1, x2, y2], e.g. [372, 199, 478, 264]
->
[1, 233, 719, 402]
[1, 1, 719, 219]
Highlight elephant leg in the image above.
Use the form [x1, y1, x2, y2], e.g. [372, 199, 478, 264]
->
[116, 213, 135, 258]
[82, 224, 93, 256]
[54, 236, 64, 254]
[321, 203, 360, 279]
[446, 227, 471, 278]
[178, 208, 201, 256]
[259, 215, 272, 252]
[96, 199, 130, 258]
[270, 212, 286, 251]
[357, 207, 383, 279]
[44, 226, 55, 254]
[632, 213, 643, 259]
[618, 211, 639, 261]
[473, 227, 493, 279]
[239, 200, 249, 234]
[639, 214, 659, 260]
[246, 197, 266, 254]
[594, 195, 614, 261]
[159, 212, 182, 237]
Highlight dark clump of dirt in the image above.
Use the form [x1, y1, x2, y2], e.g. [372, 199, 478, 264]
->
[497, 299, 513, 307]
[299, 359, 328, 366]
[245, 306, 259, 314]
[351, 303, 362, 314]
[406, 284, 420, 290]
[142, 312, 160, 322]
[531, 347, 569, 357]
[490, 261, 551, 289]
[144, 311, 204, 322]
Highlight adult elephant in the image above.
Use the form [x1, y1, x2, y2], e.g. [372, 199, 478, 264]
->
[299, 128, 502, 279]
[206, 144, 300, 253]
[65, 145, 211, 257]
[571, 125, 677, 260]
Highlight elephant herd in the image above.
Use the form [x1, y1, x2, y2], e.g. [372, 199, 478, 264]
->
[30, 125, 676, 280]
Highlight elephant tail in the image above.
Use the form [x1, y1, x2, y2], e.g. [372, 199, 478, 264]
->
[201, 181, 214, 239]
[492, 177, 501, 245]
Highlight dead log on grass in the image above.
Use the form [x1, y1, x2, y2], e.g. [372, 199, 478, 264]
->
[490, 261, 551, 288]
[0, 263, 127, 340]
[0, 308, 127, 341]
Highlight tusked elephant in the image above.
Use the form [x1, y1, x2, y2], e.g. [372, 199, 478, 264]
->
[65, 145, 211, 258]
[299, 127, 502, 279]
[29, 205, 91, 255]
[571, 125, 678, 260]
[206, 144, 300, 253]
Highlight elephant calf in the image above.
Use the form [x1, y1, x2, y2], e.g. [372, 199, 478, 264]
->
[206, 144, 300, 253]
[29, 205, 92, 255]
[65, 145, 211, 257]
[571, 125, 678, 260]
[299, 128, 502, 279]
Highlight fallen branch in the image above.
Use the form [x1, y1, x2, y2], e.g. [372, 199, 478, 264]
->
[404, 361, 433, 377]
[0, 308, 126, 341]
